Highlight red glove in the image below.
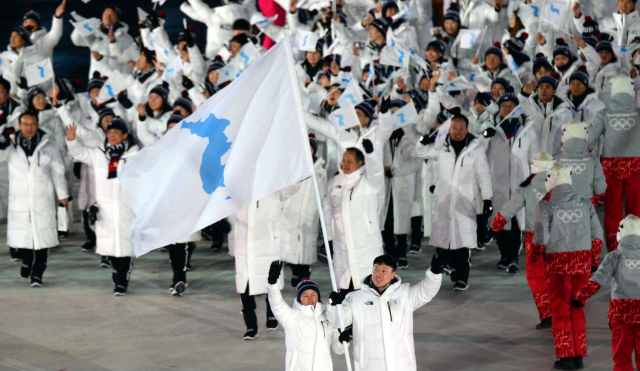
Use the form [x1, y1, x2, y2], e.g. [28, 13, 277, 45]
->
[492, 212, 507, 232]
[575, 280, 601, 304]
[591, 238, 603, 270]
[528, 243, 545, 262]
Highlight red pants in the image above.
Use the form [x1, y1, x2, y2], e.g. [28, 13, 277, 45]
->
[604, 177, 640, 252]
[611, 319, 640, 371]
[549, 272, 589, 358]
[257, 0, 285, 49]
[525, 232, 552, 321]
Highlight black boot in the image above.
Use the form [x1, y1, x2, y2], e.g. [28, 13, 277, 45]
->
[9, 247, 20, 262]
[20, 249, 32, 279]
[554, 357, 575, 370]
[573, 356, 583, 369]
[266, 296, 278, 330]
[535, 316, 552, 330]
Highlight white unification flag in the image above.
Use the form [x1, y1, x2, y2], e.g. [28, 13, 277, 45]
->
[500, 105, 526, 123]
[392, 103, 418, 130]
[338, 79, 365, 107]
[435, 118, 451, 150]
[381, 29, 410, 68]
[149, 32, 176, 64]
[458, 29, 483, 49]
[517, 2, 542, 28]
[119, 40, 314, 256]
[505, 54, 522, 78]
[237, 43, 262, 69]
[303, 93, 324, 114]
[329, 102, 360, 131]
[445, 76, 474, 91]
[137, 7, 149, 22]
[542, 1, 568, 27]
[466, 72, 492, 92]
[297, 31, 320, 52]
[97, 69, 130, 104]
[217, 58, 242, 85]
[24, 59, 54, 87]
[162, 56, 183, 83]
[71, 18, 101, 37]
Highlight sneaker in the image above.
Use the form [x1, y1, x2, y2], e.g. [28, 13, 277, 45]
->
[535, 317, 552, 330]
[474, 242, 485, 251]
[554, 357, 575, 370]
[113, 286, 127, 296]
[172, 282, 185, 296]
[453, 281, 468, 291]
[506, 261, 519, 274]
[397, 257, 409, 269]
[266, 318, 279, 331]
[442, 264, 453, 275]
[408, 245, 422, 254]
[243, 329, 258, 340]
[58, 231, 69, 239]
[210, 242, 222, 252]
[185, 262, 193, 271]
[574, 356, 583, 369]
[81, 241, 95, 252]
[30, 277, 43, 287]
[100, 256, 111, 268]
[20, 264, 31, 279]
[496, 258, 509, 269]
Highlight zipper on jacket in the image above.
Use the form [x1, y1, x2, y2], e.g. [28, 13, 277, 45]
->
[387, 302, 393, 322]
[519, 138, 521, 148]
[349, 187, 354, 201]
[549, 117, 553, 132]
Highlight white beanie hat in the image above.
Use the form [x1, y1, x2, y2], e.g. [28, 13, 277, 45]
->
[561, 121, 589, 143]
[611, 75, 635, 98]
[545, 166, 572, 192]
[618, 214, 640, 242]
[530, 152, 556, 174]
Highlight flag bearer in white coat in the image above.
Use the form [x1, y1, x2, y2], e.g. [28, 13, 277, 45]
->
[322, 139, 385, 300]
[326, 254, 443, 371]
[281, 135, 327, 287]
[267, 261, 344, 371]
[0, 112, 68, 287]
[66, 118, 138, 296]
[415, 114, 493, 291]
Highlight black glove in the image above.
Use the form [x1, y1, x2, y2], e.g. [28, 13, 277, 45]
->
[429, 185, 435, 194]
[88, 205, 99, 225]
[361, 139, 374, 154]
[482, 200, 493, 216]
[483, 127, 496, 138]
[117, 91, 133, 109]
[420, 133, 436, 145]
[572, 299, 584, 308]
[268, 260, 284, 285]
[0, 128, 11, 150]
[329, 291, 343, 306]
[430, 254, 444, 274]
[385, 168, 393, 178]
[182, 75, 195, 90]
[379, 96, 392, 114]
[143, 13, 160, 30]
[338, 325, 353, 343]
[18, 77, 28, 90]
[181, 30, 195, 48]
[590, 266, 598, 273]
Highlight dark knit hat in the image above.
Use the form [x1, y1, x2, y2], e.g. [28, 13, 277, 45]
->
[178, 26, 196, 45]
[55, 78, 75, 101]
[296, 279, 321, 303]
[315, 39, 325, 54]
[371, 17, 390, 35]
[537, 72, 560, 90]
[533, 53, 552, 73]
[13, 26, 33, 45]
[104, 4, 122, 18]
[26, 86, 45, 107]
[596, 33, 614, 55]
[309, 133, 318, 154]
[363, 62, 382, 84]
[208, 56, 226, 74]
[0, 76, 11, 92]
[427, 37, 449, 55]
[106, 117, 128, 134]
[23, 9, 41, 26]
[98, 107, 115, 124]
[475, 92, 493, 107]
[491, 77, 510, 91]
[87, 72, 105, 93]
[553, 38, 573, 60]
[355, 99, 378, 121]
[382, 0, 399, 16]
[582, 16, 599, 34]
[390, 100, 406, 110]
[232, 19, 251, 31]
[167, 112, 184, 127]
[485, 42, 503, 61]
[407, 90, 427, 111]
[443, 3, 461, 24]
[496, 86, 519, 106]
[504, 33, 528, 57]
[569, 65, 589, 87]
[173, 91, 193, 115]
[230, 33, 249, 47]
[437, 107, 461, 124]
[149, 83, 169, 103]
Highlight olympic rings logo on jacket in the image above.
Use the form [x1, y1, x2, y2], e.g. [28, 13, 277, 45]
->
[563, 163, 586, 174]
[625, 259, 640, 269]
[557, 209, 583, 223]
[609, 118, 636, 131]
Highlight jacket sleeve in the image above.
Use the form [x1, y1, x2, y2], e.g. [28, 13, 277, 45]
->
[413, 141, 438, 160]
[501, 186, 526, 220]
[48, 146, 69, 200]
[142, 113, 169, 137]
[376, 112, 395, 148]
[580, 46, 601, 85]
[589, 251, 617, 288]
[304, 112, 339, 144]
[187, 46, 207, 85]
[136, 119, 159, 147]
[66, 138, 96, 166]
[532, 203, 551, 247]
[408, 270, 443, 311]
[329, 326, 346, 355]
[364, 140, 385, 197]
[266, 284, 296, 329]
[180, 0, 212, 24]
[325, 293, 353, 329]
[40, 16, 64, 55]
[592, 156, 607, 196]
[473, 145, 493, 200]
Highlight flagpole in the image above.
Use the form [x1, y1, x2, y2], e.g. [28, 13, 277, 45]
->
[475, 25, 488, 57]
[283, 33, 354, 371]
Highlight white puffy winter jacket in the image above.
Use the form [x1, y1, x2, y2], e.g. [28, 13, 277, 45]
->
[326, 272, 442, 371]
[267, 284, 344, 371]
[0, 133, 68, 249]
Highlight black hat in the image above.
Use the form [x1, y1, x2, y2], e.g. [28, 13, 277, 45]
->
[230, 33, 249, 47]
[363, 62, 382, 85]
[381, 1, 399, 16]
[537, 72, 560, 90]
[104, 4, 122, 18]
[26, 86, 45, 107]
[232, 19, 251, 31]
[491, 77, 510, 91]
[475, 92, 493, 107]
[437, 107, 461, 124]
[87, 72, 105, 93]
[596, 33, 614, 55]
[13, 26, 33, 46]
[582, 16, 599, 34]
[371, 17, 390, 35]
[178, 26, 196, 45]
[315, 39, 325, 54]
[569, 65, 589, 87]
[149, 83, 169, 103]
[485, 42, 503, 62]
[553, 38, 573, 60]
[496, 86, 519, 106]
[504, 33, 528, 57]
[22, 9, 41, 27]
[0, 76, 10, 92]
[443, 3, 460, 24]
[167, 112, 184, 127]
[533, 53, 552, 73]
[106, 117, 128, 134]
[98, 107, 115, 125]
[355, 99, 378, 121]
[407, 90, 427, 111]
[208, 56, 226, 74]
[173, 91, 194, 115]
[427, 37, 449, 55]
[55, 78, 75, 101]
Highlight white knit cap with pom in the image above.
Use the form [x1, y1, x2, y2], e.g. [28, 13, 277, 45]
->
[545, 166, 572, 192]
[618, 214, 640, 242]
[561, 121, 589, 143]
[530, 152, 555, 174]
[611, 75, 635, 98]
